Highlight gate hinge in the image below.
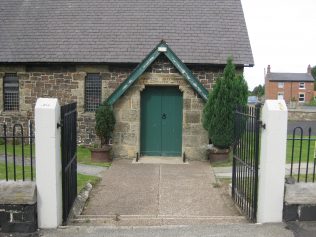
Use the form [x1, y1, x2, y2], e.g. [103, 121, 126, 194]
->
[258, 120, 266, 129]
[57, 122, 63, 129]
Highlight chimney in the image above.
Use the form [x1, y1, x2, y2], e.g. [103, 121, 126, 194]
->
[307, 64, 312, 74]
[267, 65, 271, 73]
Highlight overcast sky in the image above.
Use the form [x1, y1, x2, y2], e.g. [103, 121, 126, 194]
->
[241, 0, 316, 90]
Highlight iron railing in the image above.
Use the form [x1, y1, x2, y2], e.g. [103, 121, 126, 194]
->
[287, 126, 316, 183]
[61, 102, 78, 224]
[0, 123, 34, 181]
[232, 104, 261, 222]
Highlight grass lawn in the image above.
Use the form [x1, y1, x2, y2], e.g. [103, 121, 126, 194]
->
[77, 173, 101, 191]
[286, 137, 316, 163]
[0, 144, 111, 167]
[0, 162, 100, 191]
[0, 162, 35, 181]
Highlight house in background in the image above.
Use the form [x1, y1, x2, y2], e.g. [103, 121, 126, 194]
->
[265, 65, 314, 104]
[0, 0, 253, 160]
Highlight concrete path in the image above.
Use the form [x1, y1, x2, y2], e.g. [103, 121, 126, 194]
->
[39, 223, 294, 237]
[76, 160, 243, 226]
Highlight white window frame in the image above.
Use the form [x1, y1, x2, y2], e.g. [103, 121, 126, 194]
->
[278, 82, 284, 89]
[299, 82, 305, 89]
[298, 93, 305, 102]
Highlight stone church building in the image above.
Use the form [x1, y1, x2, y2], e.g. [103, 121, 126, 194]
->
[0, 0, 253, 160]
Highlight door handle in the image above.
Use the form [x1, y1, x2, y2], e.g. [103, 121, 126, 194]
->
[162, 113, 167, 119]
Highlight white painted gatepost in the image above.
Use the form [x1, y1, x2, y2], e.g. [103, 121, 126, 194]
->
[257, 100, 288, 223]
[35, 98, 63, 228]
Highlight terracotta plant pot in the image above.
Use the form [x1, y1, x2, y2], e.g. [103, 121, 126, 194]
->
[90, 145, 112, 162]
[208, 146, 230, 163]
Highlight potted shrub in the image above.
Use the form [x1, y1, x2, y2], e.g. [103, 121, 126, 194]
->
[202, 57, 248, 162]
[91, 101, 116, 162]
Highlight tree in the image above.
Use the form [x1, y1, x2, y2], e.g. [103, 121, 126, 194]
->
[251, 84, 264, 97]
[202, 58, 248, 149]
[312, 66, 316, 90]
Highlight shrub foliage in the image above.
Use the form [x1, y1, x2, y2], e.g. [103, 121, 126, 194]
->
[202, 57, 248, 149]
[95, 101, 116, 146]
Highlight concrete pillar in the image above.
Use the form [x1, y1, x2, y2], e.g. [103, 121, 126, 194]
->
[35, 98, 62, 228]
[257, 100, 288, 223]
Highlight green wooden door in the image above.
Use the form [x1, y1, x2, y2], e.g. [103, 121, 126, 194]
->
[141, 87, 183, 156]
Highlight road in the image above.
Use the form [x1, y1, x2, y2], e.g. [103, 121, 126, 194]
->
[288, 121, 316, 136]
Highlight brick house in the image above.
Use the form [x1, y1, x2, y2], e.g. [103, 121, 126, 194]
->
[0, 0, 253, 160]
[265, 65, 314, 103]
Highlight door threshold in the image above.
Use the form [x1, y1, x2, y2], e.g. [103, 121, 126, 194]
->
[132, 156, 189, 164]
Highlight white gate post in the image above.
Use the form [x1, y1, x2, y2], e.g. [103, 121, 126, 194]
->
[257, 100, 288, 223]
[35, 98, 62, 228]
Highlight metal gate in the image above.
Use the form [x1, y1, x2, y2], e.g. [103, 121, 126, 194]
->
[60, 102, 77, 223]
[232, 104, 261, 221]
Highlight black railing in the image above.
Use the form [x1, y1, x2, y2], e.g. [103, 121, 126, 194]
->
[61, 102, 77, 224]
[0, 123, 34, 181]
[232, 104, 261, 222]
[288, 126, 316, 183]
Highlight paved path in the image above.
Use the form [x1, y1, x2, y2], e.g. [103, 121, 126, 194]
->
[78, 160, 242, 226]
[288, 121, 316, 136]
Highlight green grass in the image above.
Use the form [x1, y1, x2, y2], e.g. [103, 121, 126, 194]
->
[0, 144, 111, 167]
[77, 173, 101, 191]
[0, 144, 35, 158]
[0, 162, 35, 181]
[286, 136, 316, 163]
[0, 162, 100, 191]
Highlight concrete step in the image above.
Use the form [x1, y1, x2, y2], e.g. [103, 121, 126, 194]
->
[40, 223, 294, 237]
[70, 214, 247, 226]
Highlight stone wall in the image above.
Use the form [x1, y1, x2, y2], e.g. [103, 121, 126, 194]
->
[0, 55, 228, 159]
[288, 109, 316, 121]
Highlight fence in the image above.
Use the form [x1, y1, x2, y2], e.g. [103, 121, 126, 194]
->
[232, 104, 261, 222]
[287, 126, 316, 182]
[0, 123, 35, 181]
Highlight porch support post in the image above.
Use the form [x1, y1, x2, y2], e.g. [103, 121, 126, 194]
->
[35, 98, 62, 228]
[257, 100, 288, 223]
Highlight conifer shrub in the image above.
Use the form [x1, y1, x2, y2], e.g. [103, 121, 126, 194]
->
[95, 101, 116, 147]
[202, 58, 248, 149]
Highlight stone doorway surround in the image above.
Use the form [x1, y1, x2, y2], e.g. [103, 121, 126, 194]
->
[112, 72, 208, 160]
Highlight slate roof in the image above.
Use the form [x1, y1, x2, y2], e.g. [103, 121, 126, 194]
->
[0, 0, 253, 65]
[267, 73, 314, 82]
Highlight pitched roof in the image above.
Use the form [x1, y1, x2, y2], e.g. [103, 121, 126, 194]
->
[267, 73, 314, 82]
[0, 0, 253, 65]
[107, 41, 208, 105]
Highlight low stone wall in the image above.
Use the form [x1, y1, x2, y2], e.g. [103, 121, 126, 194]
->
[288, 109, 316, 121]
[0, 181, 37, 233]
[283, 182, 316, 221]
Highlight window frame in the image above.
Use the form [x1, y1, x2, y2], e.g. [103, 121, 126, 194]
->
[299, 82, 305, 89]
[84, 73, 102, 112]
[277, 82, 284, 89]
[298, 93, 305, 102]
[3, 73, 19, 111]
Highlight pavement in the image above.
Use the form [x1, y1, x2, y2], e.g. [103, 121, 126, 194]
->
[288, 120, 316, 136]
[76, 159, 242, 226]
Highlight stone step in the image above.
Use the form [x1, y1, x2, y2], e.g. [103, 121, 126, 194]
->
[70, 214, 247, 226]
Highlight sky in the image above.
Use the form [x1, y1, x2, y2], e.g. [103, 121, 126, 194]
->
[241, 0, 316, 90]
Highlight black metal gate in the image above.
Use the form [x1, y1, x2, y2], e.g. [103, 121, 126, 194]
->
[232, 104, 261, 221]
[60, 102, 77, 224]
